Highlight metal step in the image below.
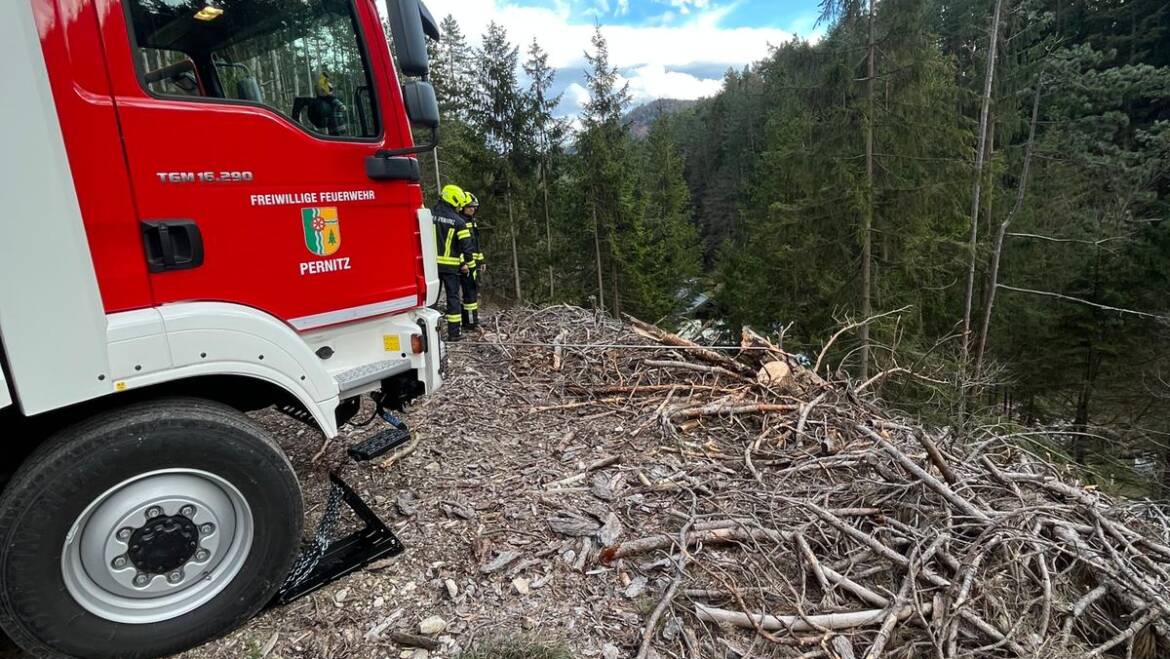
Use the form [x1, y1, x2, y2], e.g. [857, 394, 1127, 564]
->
[334, 360, 401, 395]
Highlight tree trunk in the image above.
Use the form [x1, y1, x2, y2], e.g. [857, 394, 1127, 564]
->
[974, 78, 1043, 382]
[860, 0, 876, 381]
[507, 192, 522, 303]
[593, 198, 605, 312]
[961, 0, 1005, 370]
[1072, 249, 1104, 465]
[611, 251, 621, 317]
[983, 111, 996, 241]
[542, 159, 554, 300]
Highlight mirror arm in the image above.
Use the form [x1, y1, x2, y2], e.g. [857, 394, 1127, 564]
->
[374, 125, 438, 158]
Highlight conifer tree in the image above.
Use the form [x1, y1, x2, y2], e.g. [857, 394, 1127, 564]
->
[470, 22, 532, 302]
[634, 117, 702, 320]
[578, 27, 637, 315]
[523, 40, 567, 300]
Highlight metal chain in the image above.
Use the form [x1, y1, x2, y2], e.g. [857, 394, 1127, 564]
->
[279, 480, 346, 592]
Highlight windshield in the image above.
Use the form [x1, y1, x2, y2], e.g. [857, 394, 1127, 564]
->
[126, 0, 380, 138]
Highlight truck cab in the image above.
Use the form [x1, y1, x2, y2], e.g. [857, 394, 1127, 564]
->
[0, 0, 443, 656]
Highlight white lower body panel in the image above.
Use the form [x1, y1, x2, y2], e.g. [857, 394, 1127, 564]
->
[102, 302, 443, 437]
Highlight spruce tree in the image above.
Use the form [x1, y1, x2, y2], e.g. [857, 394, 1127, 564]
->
[522, 40, 567, 301]
[635, 116, 702, 320]
[578, 27, 636, 314]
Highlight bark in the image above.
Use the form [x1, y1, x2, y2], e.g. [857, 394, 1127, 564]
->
[542, 159, 554, 299]
[592, 198, 605, 312]
[599, 526, 787, 565]
[860, 0, 876, 381]
[961, 0, 1005, 372]
[694, 602, 930, 633]
[507, 191, 522, 303]
[974, 77, 1042, 381]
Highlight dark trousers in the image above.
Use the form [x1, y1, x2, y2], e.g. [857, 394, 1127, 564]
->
[440, 271, 462, 332]
[460, 268, 479, 326]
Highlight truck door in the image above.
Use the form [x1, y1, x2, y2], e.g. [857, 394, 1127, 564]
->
[98, 0, 426, 330]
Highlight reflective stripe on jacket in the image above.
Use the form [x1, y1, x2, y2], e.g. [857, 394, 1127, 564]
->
[431, 201, 475, 273]
[467, 218, 485, 265]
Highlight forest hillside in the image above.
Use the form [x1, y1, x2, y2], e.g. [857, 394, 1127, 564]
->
[417, 0, 1170, 496]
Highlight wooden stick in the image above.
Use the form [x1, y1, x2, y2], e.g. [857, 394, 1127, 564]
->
[813, 306, 911, 375]
[377, 434, 419, 470]
[635, 519, 694, 659]
[626, 315, 752, 373]
[529, 397, 626, 413]
[794, 531, 833, 599]
[912, 431, 958, 486]
[694, 602, 930, 633]
[857, 425, 991, 522]
[863, 577, 913, 659]
[643, 359, 745, 381]
[570, 383, 724, 395]
[1059, 584, 1108, 647]
[855, 367, 909, 393]
[1085, 608, 1162, 657]
[831, 637, 857, 659]
[544, 455, 620, 489]
[600, 526, 787, 565]
[671, 402, 800, 421]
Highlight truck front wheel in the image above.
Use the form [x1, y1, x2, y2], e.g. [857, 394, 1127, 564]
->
[0, 399, 303, 658]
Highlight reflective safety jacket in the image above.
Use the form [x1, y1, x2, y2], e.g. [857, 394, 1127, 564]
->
[463, 217, 485, 268]
[431, 201, 475, 274]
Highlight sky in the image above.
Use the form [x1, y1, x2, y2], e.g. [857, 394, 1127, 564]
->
[412, 0, 825, 118]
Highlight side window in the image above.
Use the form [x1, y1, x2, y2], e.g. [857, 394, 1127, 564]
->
[124, 0, 381, 139]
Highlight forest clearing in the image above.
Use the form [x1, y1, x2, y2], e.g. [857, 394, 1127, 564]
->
[184, 308, 1170, 659]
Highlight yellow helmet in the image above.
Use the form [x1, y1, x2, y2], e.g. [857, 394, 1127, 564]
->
[316, 71, 333, 97]
[440, 184, 466, 209]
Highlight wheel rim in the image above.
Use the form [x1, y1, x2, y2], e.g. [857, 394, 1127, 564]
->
[61, 469, 254, 624]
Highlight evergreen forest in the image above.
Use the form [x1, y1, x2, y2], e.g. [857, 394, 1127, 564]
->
[414, 0, 1170, 495]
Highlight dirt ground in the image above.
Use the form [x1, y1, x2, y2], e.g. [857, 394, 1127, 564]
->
[178, 310, 644, 659]
[6, 307, 1166, 659]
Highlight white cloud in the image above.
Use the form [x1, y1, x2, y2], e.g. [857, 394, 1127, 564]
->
[565, 82, 592, 108]
[619, 64, 723, 103]
[390, 0, 797, 114]
[413, 0, 791, 71]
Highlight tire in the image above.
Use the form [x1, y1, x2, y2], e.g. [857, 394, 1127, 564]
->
[0, 398, 303, 658]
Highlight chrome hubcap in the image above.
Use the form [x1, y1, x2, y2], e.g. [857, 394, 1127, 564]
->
[62, 469, 253, 624]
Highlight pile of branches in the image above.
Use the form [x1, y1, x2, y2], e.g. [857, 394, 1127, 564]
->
[495, 307, 1170, 659]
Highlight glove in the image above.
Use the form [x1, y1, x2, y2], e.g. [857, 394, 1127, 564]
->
[460, 264, 470, 275]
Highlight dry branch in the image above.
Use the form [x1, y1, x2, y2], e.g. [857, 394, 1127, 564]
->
[430, 307, 1170, 659]
[694, 602, 931, 633]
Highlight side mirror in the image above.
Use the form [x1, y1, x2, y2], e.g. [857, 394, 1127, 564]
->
[402, 81, 439, 129]
[386, 0, 430, 78]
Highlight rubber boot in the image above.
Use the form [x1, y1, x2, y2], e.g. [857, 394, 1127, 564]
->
[462, 310, 472, 329]
[447, 323, 463, 342]
[471, 310, 480, 329]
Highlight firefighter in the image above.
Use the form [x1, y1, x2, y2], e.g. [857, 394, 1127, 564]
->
[460, 193, 483, 330]
[432, 184, 476, 341]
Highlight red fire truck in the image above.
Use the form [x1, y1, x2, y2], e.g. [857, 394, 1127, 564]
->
[0, 0, 444, 656]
